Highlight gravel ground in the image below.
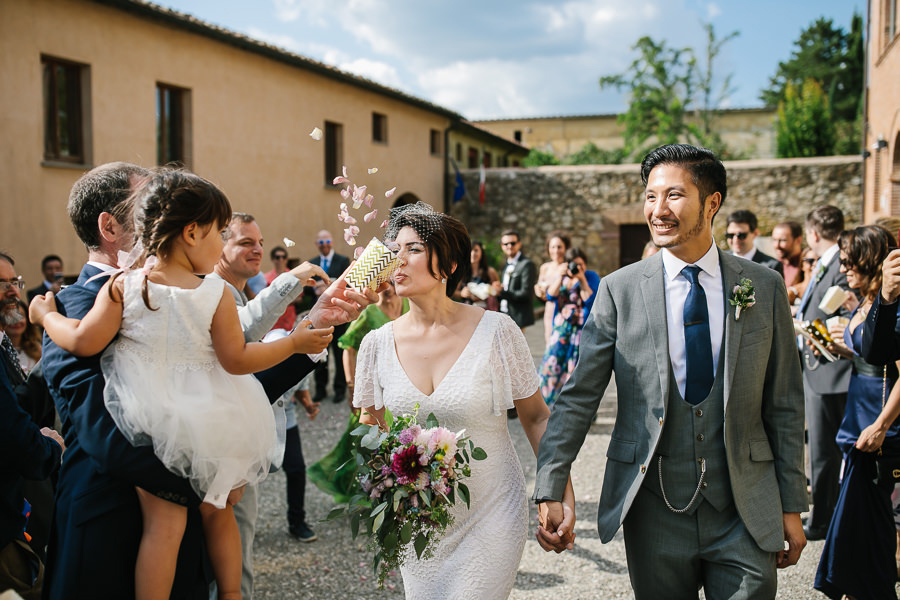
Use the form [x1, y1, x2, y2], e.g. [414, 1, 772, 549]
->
[252, 325, 854, 599]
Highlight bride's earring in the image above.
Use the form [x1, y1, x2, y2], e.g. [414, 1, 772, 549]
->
[441, 277, 447, 284]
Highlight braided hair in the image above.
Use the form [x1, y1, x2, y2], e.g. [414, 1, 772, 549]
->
[111, 169, 232, 309]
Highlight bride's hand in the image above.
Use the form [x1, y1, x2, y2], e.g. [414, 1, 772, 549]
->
[536, 500, 575, 553]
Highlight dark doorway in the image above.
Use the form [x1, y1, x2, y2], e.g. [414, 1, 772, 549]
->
[620, 224, 650, 268]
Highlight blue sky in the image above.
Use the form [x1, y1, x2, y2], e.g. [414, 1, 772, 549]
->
[153, 0, 865, 120]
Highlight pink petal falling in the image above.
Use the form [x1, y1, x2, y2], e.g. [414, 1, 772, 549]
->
[354, 247, 364, 259]
[385, 187, 397, 198]
[364, 194, 375, 208]
[364, 209, 377, 223]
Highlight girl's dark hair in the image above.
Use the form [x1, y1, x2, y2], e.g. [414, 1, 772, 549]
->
[14, 299, 42, 362]
[390, 210, 471, 298]
[838, 225, 896, 301]
[113, 170, 232, 308]
[471, 241, 490, 281]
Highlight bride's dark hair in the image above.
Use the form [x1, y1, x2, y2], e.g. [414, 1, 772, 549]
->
[386, 203, 471, 297]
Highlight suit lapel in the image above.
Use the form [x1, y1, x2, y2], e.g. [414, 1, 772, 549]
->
[640, 253, 670, 406]
[720, 251, 745, 412]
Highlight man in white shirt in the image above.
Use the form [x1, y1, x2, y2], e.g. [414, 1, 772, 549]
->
[725, 209, 784, 276]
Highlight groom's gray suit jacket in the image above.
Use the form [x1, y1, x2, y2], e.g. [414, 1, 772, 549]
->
[534, 249, 807, 552]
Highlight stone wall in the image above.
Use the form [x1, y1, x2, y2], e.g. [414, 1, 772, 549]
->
[449, 155, 863, 276]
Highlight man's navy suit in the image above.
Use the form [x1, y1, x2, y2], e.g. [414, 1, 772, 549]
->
[41, 264, 315, 599]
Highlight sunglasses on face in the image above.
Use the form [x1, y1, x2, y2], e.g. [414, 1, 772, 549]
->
[839, 258, 856, 269]
[273, 255, 287, 260]
[501, 241, 519, 247]
[724, 232, 749, 241]
[802, 258, 817, 265]
[316, 240, 332, 245]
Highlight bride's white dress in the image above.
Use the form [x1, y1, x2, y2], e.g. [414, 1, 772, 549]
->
[102, 272, 280, 508]
[354, 310, 540, 599]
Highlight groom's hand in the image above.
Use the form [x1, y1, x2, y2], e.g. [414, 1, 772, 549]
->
[776, 512, 806, 568]
[536, 500, 575, 553]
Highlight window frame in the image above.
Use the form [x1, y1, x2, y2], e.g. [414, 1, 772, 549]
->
[325, 121, 344, 186]
[156, 82, 192, 167]
[42, 55, 91, 166]
[372, 112, 388, 144]
[429, 129, 442, 157]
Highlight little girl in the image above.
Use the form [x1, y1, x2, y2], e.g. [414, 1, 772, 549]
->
[30, 170, 333, 600]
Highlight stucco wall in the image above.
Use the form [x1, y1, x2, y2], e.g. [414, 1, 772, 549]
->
[1, 0, 450, 285]
[450, 156, 862, 276]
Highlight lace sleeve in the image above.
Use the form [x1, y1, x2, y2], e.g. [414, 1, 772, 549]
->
[489, 313, 541, 415]
[352, 327, 384, 410]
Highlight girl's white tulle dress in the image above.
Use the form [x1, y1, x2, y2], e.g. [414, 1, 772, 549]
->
[102, 272, 280, 508]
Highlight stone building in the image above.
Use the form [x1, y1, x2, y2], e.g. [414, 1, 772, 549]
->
[451, 156, 861, 276]
[863, 0, 900, 221]
[474, 107, 778, 162]
[0, 0, 527, 285]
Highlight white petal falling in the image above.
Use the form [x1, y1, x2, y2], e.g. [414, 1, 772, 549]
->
[309, 127, 323, 141]
[282, 237, 295, 248]
[385, 187, 397, 198]
[364, 209, 377, 223]
[368, 167, 378, 174]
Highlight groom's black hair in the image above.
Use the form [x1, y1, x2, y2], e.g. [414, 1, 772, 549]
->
[640, 144, 727, 215]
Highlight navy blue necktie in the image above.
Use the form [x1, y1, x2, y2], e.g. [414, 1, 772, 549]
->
[682, 266, 714, 404]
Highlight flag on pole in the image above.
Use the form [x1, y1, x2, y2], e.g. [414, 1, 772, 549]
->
[478, 162, 486, 205]
[451, 159, 466, 204]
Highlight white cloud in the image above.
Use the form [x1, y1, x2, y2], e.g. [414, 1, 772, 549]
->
[245, 27, 302, 52]
[707, 2, 722, 19]
[272, 0, 302, 22]
[338, 58, 405, 89]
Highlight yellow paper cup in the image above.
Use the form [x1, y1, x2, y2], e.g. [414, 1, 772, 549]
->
[345, 237, 402, 292]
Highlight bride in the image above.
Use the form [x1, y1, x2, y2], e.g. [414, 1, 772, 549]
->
[353, 203, 575, 599]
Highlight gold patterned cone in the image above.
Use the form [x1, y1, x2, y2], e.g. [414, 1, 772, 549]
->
[345, 238, 402, 291]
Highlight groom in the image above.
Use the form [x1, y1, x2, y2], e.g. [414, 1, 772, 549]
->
[534, 144, 807, 598]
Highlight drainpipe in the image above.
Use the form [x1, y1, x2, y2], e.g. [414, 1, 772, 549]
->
[861, 0, 871, 217]
[443, 122, 454, 214]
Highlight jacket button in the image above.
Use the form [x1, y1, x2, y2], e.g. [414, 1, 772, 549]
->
[695, 409, 703, 417]
[640, 464, 646, 473]
[697, 434, 704, 441]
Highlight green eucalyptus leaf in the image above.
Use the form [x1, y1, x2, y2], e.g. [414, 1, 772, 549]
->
[372, 507, 386, 533]
[370, 501, 389, 518]
[426, 412, 439, 429]
[472, 447, 487, 460]
[400, 520, 413, 544]
[414, 532, 428, 558]
[458, 483, 470, 508]
[361, 427, 381, 450]
[383, 529, 398, 552]
[384, 409, 394, 429]
[350, 513, 360, 538]
[350, 424, 372, 437]
[325, 507, 346, 521]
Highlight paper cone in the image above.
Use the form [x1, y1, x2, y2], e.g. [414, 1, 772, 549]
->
[345, 237, 402, 292]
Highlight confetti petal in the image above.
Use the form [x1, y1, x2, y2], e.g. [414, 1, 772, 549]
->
[364, 194, 374, 208]
[282, 237, 295, 248]
[344, 215, 357, 225]
[343, 230, 357, 246]
[367, 167, 378, 174]
[380, 219, 389, 228]
[342, 165, 348, 178]
[333, 176, 350, 185]
[340, 202, 348, 212]
[348, 225, 360, 235]
[340, 187, 350, 201]
[309, 127, 323, 141]
[364, 209, 377, 223]
[385, 186, 397, 198]
[354, 247, 364, 259]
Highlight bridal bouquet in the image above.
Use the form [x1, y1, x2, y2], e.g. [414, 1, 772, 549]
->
[328, 405, 486, 586]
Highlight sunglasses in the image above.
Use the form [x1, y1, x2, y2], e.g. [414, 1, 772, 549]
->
[501, 241, 519, 247]
[273, 255, 288, 260]
[724, 232, 749, 241]
[839, 258, 856, 269]
[802, 258, 817, 265]
[316, 240, 332, 245]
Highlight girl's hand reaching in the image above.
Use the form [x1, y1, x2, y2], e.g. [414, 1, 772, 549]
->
[290, 319, 333, 354]
[29, 291, 59, 327]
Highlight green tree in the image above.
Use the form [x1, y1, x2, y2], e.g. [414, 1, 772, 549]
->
[761, 13, 863, 153]
[599, 23, 738, 160]
[563, 142, 625, 165]
[521, 147, 560, 167]
[775, 79, 836, 158]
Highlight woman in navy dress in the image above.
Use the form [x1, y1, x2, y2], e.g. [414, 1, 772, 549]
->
[815, 225, 900, 600]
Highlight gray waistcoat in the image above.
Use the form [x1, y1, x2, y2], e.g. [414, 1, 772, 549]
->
[644, 359, 732, 514]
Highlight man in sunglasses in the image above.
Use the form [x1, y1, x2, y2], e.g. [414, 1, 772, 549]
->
[308, 230, 351, 403]
[725, 210, 783, 276]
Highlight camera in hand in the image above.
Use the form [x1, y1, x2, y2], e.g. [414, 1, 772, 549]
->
[568, 261, 580, 275]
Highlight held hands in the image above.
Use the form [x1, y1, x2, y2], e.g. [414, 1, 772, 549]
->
[535, 500, 576, 553]
[28, 291, 59, 327]
[289, 319, 333, 355]
[290, 262, 329, 288]
[882, 249, 900, 303]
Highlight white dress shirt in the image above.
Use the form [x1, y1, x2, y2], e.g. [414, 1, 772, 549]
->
[500, 251, 521, 314]
[661, 242, 724, 400]
[733, 246, 757, 261]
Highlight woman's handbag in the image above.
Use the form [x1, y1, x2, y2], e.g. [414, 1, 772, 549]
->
[874, 365, 900, 485]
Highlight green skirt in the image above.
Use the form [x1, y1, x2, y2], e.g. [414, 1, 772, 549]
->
[307, 412, 362, 504]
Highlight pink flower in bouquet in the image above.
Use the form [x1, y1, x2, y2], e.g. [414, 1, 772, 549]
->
[391, 444, 424, 485]
[397, 424, 421, 446]
[428, 428, 457, 464]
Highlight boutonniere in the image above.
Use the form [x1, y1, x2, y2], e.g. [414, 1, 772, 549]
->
[729, 278, 756, 320]
[814, 263, 825, 283]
